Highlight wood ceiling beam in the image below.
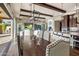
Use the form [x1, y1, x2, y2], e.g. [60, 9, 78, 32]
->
[34, 3, 66, 13]
[0, 16, 11, 19]
[0, 3, 11, 18]
[20, 14, 46, 19]
[21, 9, 53, 17]
[0, 15, 11, 19]
[0, 11, 1, 13]
[2, 17, 11, 19]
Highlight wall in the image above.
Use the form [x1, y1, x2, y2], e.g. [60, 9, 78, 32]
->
[54, 21, 60, 32]
[47, 19, 54, 31]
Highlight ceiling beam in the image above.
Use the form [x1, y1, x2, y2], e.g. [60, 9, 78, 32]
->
[0, 11, 1, 13]
[2, 17, 11, 19]
[0, 16, 11, 19]
[20, 14, 45, 19]
[21, 9, 53, 17]
[0, 3, 11, 18]
[34, 3, 66, 13]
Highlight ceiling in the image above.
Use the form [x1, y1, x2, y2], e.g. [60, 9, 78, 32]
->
[0, 7, 10, 19]
[0, 3, 11, 19]
[9, 3, 79, 21]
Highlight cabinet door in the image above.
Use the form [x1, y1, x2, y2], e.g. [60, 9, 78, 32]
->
[61, 15, 69, 32]
[64, 16, 68, 28]
[69, 15, 73, 27]
[73, 17, 77, 27]
[69, 15, 77, 27]
[62, 15, 69, 28]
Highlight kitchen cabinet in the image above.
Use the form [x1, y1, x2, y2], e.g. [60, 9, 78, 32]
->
[69, 15, 77, 27]
[61, 15, 69, 32]
[61, 15, 77, 32]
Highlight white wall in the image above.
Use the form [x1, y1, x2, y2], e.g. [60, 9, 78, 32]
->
[47, 19, 55, 31]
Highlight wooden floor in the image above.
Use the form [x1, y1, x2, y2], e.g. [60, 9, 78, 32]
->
[21, 42, 79, 56]
[22, 39, 50, 56]
[17, 35, 79, 56]
[23, 44, 79, 56]
[70, 47, 79, 56]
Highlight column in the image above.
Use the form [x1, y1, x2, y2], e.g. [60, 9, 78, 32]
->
[13, 18, 17, 41]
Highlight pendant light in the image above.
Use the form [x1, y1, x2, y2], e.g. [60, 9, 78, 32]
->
[31, 4, 41, 22]
[76, 3, 79, 23]
[31, 4, 35, 20]
[60, 3, 64, 21]
[74, 3, 78, 18]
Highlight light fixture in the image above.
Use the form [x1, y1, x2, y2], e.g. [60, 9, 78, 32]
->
[60, 3, 64, 21]
[74, 3, 79, 18]
[30, 4, 41, 22]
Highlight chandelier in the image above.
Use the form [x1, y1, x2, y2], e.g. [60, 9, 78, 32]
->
[74, 3, 79, 18]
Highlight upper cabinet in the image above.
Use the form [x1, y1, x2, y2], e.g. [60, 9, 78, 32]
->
[61, 14, 77, 32]
[54, 14, 77, 32]
[61, 15, 69, 32]
[62, 15, 69, 28]
[69, 14, 77, 27]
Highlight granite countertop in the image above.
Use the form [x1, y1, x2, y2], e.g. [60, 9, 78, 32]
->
[53, 32, 70, 38]
[53, 31, 79, 36]
[70, 32, 79, 36]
